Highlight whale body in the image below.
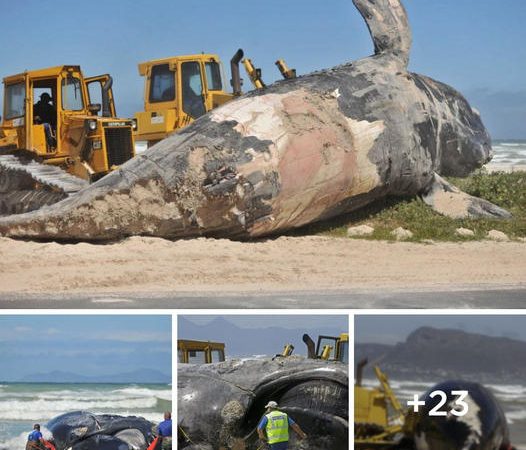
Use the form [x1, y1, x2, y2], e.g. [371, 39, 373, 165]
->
[46, 411, 154, 450]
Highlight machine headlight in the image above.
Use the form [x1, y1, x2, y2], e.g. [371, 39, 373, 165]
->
[131, 119, 138, 131]
[85, 119, 97, 131]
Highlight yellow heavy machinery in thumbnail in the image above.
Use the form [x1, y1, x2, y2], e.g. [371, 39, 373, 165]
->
[279, 333, 349, 362]
[354, 360, 415, 449]
[178, 339, 226, 364]
[0, 65, 135, 214]
[303, 332, 349, 363]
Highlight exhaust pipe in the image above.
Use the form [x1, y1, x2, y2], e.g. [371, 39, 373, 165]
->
[230, 48, 244, 96]
[102, 75, 113, 117]
[303, 333, 316, 359]
[356, 358, 368, 386]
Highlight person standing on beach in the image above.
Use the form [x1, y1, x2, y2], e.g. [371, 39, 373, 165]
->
[158, 412, 172, 450]
[26, 424, 46, 450]
[257, 401, 307, 449]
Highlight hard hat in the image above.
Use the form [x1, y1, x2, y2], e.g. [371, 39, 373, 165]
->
[265, 401, 278, 408]
[40, 93, 52, 101]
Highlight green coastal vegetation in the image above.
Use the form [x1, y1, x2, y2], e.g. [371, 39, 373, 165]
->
[293, 171, 526, 242]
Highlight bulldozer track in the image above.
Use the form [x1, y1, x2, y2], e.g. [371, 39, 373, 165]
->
[0, 154, 89, 215]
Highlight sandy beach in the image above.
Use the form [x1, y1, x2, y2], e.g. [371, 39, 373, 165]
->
[0, 236, 524, 295]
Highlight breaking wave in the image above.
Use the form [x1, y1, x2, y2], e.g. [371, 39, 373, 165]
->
[488, 140, 526, 168]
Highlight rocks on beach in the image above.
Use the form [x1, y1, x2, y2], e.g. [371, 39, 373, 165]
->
[347, 225, 375, 237]
[456, 227, 475, 237]
[487, 230, 510, 242]
[391, 227, 413, 240]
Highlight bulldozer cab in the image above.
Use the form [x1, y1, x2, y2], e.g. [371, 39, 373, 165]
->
[178, 339, 226, 364]
[85, 74, 117, 117]
[316, 333, 349, 363]
[134, 54, 234, 145]
[2, 66, 88, 157]
[0, 65, 135, 182]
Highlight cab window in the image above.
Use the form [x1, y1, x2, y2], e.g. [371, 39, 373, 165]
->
[317, 337, 337, 359]
[61, 77, 84, 111]
[339, 341, 349, 363]
[149, 64, 175, 103]
[5, 83, 25, 119]
[87, 81, 103, 115]
[187, 350, 207, 364]
[181, 61, 205, 118]
[211, 349, 224, 363]
[205, 62, 222, 91]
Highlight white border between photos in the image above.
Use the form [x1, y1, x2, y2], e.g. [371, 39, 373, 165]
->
[2, 307, 526, 450]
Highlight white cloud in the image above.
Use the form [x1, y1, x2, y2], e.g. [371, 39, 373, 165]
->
[13, 326, 32, 333]
[45, 328, 61, 336]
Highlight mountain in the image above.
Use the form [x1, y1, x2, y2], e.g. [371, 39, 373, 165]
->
[356, 326, 526, 382]
[178, 316, 346, 357]
[20, 368, 170, 384]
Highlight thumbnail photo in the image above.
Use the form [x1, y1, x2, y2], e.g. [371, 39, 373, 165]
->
[178, 314, 349, 449]
[355, 315, 526, 450]
[0, 315, 172, 450]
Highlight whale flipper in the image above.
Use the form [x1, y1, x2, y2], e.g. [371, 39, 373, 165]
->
[422, 173, 511, 219]
[353, 0, 412, 67]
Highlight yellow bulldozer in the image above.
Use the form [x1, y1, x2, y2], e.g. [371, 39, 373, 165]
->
[278, 333, 349, 362]
[355, 359, 416, 449]
[303, 332, 349, 362]
[134, 49, 296, 147]
[0, 65, 135, 214]
[178, 339, 226, 364]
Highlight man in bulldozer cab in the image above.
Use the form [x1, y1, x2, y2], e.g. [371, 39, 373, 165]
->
[33, 92, 56, 149]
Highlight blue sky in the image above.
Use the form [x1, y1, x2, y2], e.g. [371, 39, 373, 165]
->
[182, 314, 348, 330]
[0, 315, 171, 381]
[1, 0, 524, 138]
[355, 315, 526, 344]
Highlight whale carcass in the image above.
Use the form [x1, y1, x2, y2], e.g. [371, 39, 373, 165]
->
[0, 0, 509, 241]
[45, 411, 155, 450]
[178, 357, 348, 449]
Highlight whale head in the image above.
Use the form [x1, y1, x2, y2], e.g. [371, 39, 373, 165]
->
[439, 87, 492, 177]
[413, 76, 492, 177]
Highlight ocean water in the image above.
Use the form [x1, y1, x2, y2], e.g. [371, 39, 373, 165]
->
[488, 140, 526, 169]
[0, 382, 172, 450]
[361, 378, 526, 447]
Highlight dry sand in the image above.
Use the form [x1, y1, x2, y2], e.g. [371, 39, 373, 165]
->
[0, 236, 524, 294]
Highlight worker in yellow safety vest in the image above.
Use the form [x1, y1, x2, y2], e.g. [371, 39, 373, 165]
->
[257, 401, 307, 449]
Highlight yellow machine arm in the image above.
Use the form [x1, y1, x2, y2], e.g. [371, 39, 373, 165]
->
[281, 344, 294, 357]
[242, 58, 266, 89]
[320, 345, 334, 360]
[275, 59, 296, 79]
[373, 366, 405, 420]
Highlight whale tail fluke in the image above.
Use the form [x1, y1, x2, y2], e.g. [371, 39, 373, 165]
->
[353, 0, 412, 67]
